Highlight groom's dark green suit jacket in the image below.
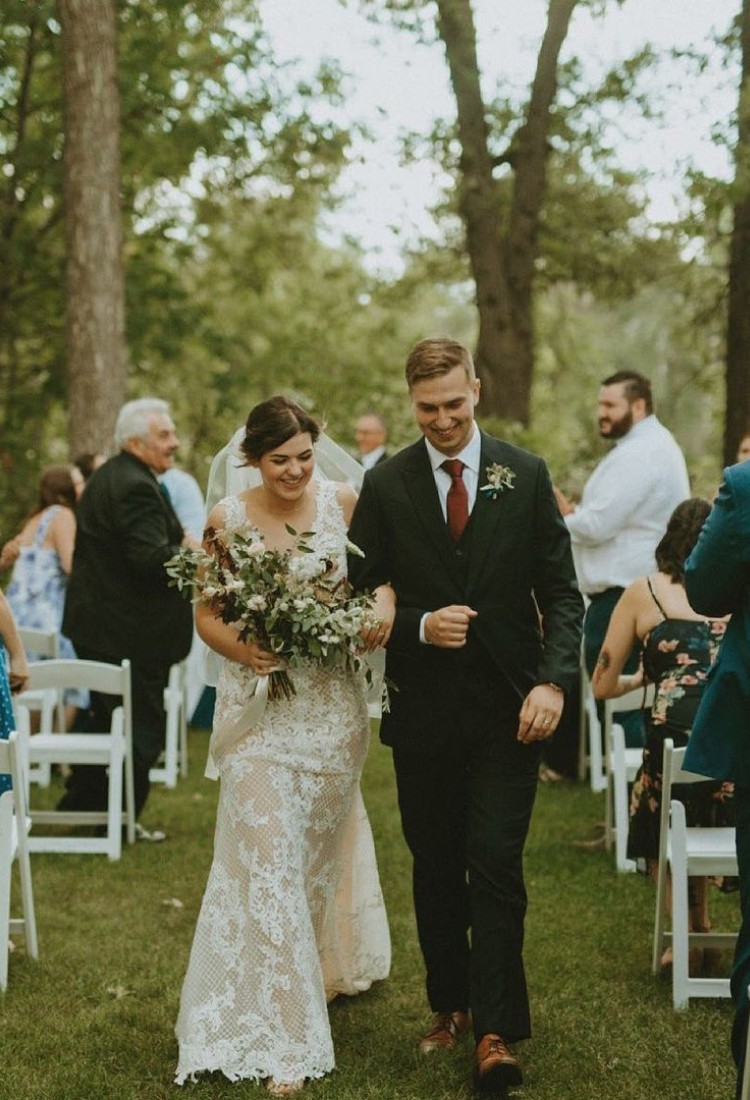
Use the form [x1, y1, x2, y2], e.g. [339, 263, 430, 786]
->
[348, 432, 583, 750]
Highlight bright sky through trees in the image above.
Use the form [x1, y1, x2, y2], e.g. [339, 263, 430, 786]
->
[260, 0, 738, 271]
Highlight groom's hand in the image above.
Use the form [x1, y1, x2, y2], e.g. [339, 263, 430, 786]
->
[517, 684, 564, 742]
[424, 605, 478, 648]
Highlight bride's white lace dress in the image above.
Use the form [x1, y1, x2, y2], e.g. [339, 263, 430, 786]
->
[175, 481, 390, 1086]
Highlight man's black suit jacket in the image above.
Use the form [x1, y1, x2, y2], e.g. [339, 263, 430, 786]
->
[63, 451, 193, 667]
[348, 432, 583, 751]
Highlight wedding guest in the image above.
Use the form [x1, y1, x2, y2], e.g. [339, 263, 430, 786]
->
[159, 465, 205, 541]
[354, 412, 388, 468]
[60, 399, 198, 836]
[592, 498, 733, 966]
[555, 371, 689, 750]
[736, 434, 750, 463]
[4, 465, 87, 724]
[681, 463, 750, 1098]
[348, 337, 583, 1093]
[175, 396, 391, 1093]
[73, 451, 106, 485]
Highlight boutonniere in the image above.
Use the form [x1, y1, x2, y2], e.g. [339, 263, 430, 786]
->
[479, 462, 516, 501]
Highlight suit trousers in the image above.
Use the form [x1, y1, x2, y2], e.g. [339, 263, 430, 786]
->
[58, 645, 170, 819]
[392, 680, 541, 1043]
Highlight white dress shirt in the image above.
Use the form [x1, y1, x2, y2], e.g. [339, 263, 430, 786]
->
[565, 415, 689, 595]
[419, 425, 481, 643]
[360, 445, 386, 470]
[424, 424, 481, 518]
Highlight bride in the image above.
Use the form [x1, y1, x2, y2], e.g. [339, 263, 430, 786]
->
[175, 396, 392, 1094]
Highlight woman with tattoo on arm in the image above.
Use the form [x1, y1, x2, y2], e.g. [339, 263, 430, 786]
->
[592, 498, 734, 970]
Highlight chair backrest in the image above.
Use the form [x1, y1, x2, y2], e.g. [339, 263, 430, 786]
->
[657, 738, 714, 862]
[27, 658, 128, 696]
[26, 659, 132, 743]
[0, 731, 30, 822]
[18, 627, 60, 659]
[603, 683, 655, 731]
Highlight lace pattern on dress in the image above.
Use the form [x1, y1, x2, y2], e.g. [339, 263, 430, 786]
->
[175, 480, 390, 1086]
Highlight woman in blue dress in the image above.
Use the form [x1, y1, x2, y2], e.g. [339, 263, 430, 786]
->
[0, 587, 29, 793]
[5, 465, 86, 719]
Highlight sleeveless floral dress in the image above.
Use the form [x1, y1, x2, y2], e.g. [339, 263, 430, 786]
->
[175, 481, 390, 1086]
[627, 579, 734, 861]
[6, 506, 86, 708]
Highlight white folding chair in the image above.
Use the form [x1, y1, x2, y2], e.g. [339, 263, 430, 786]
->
[15, 627, 65, 786]
[24, 659, 135, 860]
[652, 739, 737, 1009]
[12, 687, 59, 788]
[149, 663, 187, 788]
[603, 685, 654, 872]
[0, 729, 39, 990]
[578, 650, 606, 792]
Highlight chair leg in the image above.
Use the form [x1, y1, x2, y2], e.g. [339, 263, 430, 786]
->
[107, 737, 124, 861]
[16, 839, 37, 960]
[179, 697, 188, 779]
[0, 796, 14, 991]
[670, 802, 690, 1010]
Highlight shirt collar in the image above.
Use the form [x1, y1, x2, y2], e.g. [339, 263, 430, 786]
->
[616, 413, 658, 446]
[424, 422, 481, 473]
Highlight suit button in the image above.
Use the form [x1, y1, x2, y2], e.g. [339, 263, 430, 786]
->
[456, 548, 463, 556]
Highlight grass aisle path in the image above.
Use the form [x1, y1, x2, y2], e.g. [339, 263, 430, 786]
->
[1, 728, 737, 1100]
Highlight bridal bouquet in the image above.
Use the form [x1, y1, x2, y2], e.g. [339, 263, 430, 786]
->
[166, 524, 378, 701]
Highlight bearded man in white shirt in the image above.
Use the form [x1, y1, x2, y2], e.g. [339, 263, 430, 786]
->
[555, 371, 690, 737]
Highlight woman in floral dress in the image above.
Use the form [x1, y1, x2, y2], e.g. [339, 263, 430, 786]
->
[593, 498, 733, 946]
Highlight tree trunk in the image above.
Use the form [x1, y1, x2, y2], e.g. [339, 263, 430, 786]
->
[60, 0, 126, 456]
[435, 0, 577, 423]
[725, 0, 750, 467]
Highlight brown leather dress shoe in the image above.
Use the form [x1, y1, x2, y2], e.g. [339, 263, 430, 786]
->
[474, 1034, 522, 1093]
[417, 1011, 470, 1054]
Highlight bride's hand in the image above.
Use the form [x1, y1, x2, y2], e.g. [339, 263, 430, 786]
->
[360, 584, 396, 651]
[239, 639, 280, 676]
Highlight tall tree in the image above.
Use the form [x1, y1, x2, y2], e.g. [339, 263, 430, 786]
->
[435, 0, 577, 423]
[59, 0, 127, 454]
[725, 0, 750, 465]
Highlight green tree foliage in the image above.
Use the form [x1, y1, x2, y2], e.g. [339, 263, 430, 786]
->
[0, 0, 352, 530]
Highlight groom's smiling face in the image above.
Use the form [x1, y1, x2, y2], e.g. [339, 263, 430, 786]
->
[411, 365, 480, 457]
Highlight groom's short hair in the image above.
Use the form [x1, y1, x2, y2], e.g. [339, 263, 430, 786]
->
[405, 338, 476, 389]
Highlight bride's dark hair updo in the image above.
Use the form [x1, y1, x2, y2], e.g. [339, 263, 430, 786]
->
[655, 497, 711, 584]
[240, 395, 322, 464]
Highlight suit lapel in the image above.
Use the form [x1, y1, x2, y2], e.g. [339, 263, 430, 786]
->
[400, 440, 465, 586]
[465, 435, 514, 592]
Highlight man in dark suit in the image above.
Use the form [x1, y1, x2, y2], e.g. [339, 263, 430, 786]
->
[348, 338, 583, 1093]
[684, 461, 750, 1099]
[61, 398, 199, 831]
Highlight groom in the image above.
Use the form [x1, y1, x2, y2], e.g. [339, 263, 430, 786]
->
[348, 338, 583, 1093]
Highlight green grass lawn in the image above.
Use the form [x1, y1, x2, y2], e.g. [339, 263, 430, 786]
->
[1, 728, 739, 1100]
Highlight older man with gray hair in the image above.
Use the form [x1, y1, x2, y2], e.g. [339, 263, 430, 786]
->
[60, 398, 200, 836]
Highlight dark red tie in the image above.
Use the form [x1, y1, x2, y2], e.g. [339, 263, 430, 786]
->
[442, 459, 469, 541]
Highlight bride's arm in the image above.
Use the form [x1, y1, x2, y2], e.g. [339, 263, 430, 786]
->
[337, 483, 397, 649]
[195, 502, 278, 676]
[195, 603, 277, 675]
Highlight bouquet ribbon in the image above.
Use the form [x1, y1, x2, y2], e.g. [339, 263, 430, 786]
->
[204, 673, 270, 780]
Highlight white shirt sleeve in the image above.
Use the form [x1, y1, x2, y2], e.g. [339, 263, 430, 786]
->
[565, 444, 657, 548]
